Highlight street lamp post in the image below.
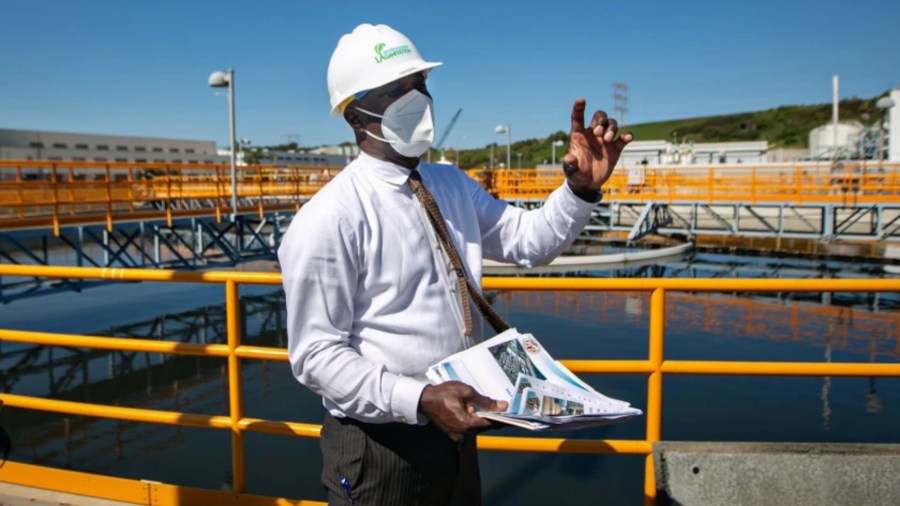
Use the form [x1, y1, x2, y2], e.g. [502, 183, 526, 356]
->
[208, 69, 238, 221]
[551, 139, 564, 166]
[516, 152, 522, 169]
[495, 124, 511, 170]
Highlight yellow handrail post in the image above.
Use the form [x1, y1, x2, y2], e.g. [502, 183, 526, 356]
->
[16, 165, 24, 219]
[292, 167, 300, 211]
[67, 166, 76, 216]
[104, 164, 113, 232]
[750, 166, 757, 205]
[128, 166, 135, 213]
[165, 168, 173, 227]
[258, 166, 264, 220]
[644, 287, 665, 505]
[225, 280, 246, 493]
[51, 163, 60, 236]
[215, 166, 223, 223]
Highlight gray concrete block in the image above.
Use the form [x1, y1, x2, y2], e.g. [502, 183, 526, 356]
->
[653, 442, 900, 506]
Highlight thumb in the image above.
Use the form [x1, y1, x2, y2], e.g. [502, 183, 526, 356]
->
[468, 392, 508, 412]
[491, 399, 509, 412]
[562, 154, 578, 176]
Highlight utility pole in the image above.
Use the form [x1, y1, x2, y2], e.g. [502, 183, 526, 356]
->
[612, 82, 629, 126]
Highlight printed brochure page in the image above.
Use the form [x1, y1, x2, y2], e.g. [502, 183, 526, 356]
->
[426, 328, 642, 431]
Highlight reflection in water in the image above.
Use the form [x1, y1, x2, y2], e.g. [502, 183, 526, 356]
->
[821, 336, 832, 431]
[1, 291, 288, 474]
[0, 252, 897, 503]
[866, 378, 883, 414]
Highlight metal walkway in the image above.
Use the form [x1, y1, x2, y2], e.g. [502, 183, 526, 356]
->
[2, 159, 898, 301]
[0, 483, 131, 506]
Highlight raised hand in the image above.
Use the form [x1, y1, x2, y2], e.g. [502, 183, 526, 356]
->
[419, 382, 508, 442]
[562, 98, 633, 199]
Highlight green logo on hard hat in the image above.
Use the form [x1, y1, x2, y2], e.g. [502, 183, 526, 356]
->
[374, 42, 412, 63]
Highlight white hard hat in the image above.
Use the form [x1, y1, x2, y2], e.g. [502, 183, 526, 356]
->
[327, 23, 442, 117]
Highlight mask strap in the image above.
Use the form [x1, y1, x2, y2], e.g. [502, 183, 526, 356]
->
[362, 129, 396, 145]
[354, 107, 396, 145]
[354, 107, 384, 119]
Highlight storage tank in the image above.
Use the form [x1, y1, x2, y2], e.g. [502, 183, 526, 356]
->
[808, 122, 863, 159]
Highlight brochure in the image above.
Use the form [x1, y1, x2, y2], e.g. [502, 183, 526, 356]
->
[426, 328, 642, 431]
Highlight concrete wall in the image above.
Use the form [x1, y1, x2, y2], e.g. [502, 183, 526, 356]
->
[654, 441, 900, 506]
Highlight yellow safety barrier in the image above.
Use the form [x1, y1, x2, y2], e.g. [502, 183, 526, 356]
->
[0, 264, 898, 505]
[0, 161, 339, 234]
[475, 161, 900, 205]
[3, 160, 899, 235]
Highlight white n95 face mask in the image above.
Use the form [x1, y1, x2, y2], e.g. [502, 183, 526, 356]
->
[356, 90, 435, 158]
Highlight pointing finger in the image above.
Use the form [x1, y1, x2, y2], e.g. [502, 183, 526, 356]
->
[570, 98, 587, 133]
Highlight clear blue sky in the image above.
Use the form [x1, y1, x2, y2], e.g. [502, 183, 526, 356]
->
[2, 0, 898, 150]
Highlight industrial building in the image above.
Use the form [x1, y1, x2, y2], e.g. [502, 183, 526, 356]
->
[620, 140, 770, 167]
[244, 145, 355, 167]
[0, 128, 226, 165]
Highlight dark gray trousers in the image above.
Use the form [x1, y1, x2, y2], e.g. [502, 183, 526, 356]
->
[321, 414, 481, 506]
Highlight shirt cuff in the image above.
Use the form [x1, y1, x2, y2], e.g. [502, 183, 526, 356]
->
[557, 182, 602, 218]
[390, 376, 430, 425]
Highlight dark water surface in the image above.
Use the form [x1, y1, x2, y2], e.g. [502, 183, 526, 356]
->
[0, 253, 898, 505]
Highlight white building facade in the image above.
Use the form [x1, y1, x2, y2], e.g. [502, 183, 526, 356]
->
[0, 128, 226, 165]
[620, 140, 769, 167]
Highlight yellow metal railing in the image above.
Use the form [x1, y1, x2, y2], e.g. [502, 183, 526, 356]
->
[0, 161, 339, 234]
[475, 161, 900, 204]
[0, 264, 898, 505]
[3, 160, 899, 234]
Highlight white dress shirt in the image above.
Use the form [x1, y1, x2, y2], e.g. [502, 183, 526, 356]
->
[278, 152, 597, 425]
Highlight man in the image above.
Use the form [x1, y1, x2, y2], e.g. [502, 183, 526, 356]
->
[278, 23, 632, 506]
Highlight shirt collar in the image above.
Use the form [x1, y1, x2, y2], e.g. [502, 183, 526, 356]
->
[359, 151, 419, 186]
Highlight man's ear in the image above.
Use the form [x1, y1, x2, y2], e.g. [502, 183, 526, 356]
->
[344, 108, 365, 131]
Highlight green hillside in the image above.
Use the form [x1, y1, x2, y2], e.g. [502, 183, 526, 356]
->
[441, 93, 888, 170]
[623, 96, 882, 148]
